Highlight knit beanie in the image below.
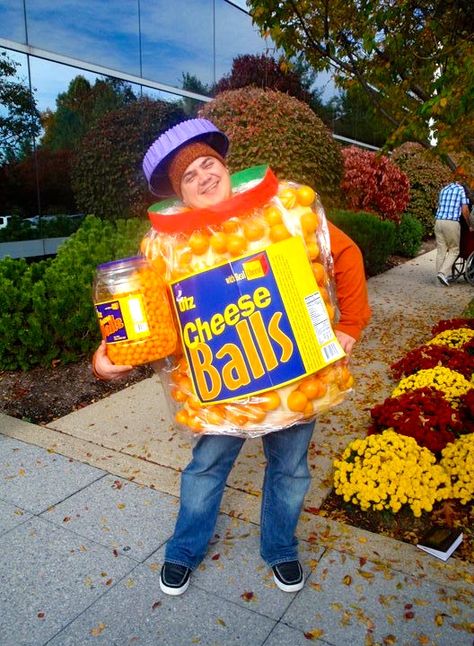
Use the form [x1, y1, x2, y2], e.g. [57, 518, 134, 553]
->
[168, 142, 226, 198]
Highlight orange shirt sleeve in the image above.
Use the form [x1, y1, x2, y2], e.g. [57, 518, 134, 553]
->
[327, 220, 371, 341]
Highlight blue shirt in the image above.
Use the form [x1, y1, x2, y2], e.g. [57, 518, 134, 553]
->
[436, 183, 468, 221]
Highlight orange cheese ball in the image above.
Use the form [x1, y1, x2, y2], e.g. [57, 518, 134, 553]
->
[296, 185, 316, 206]
[278, 188, 297, 209]
[226, 233, 248, 256]
[269, 223, 291, 242]
[243, 218, 265, 241]
[287, 390, 308, 412]
[263, 205, 283, 226]
[298, 376, 327, 400]
[259, 390, 281, 411]
[210, 231, 228, 254]
[300, 210, 319, 234]
[312, 262, 326, 284]
[188, 231, 210, 255]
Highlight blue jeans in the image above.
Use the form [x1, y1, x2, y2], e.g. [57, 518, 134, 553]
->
[164, 421, 314, 570]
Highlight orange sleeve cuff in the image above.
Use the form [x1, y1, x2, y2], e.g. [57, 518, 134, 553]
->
[327, 220, 371, 341]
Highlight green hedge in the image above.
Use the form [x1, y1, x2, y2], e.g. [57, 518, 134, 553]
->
[328, 209, 396, 276]
[394, 213, 423, 258]
[0, 215, 149, 370]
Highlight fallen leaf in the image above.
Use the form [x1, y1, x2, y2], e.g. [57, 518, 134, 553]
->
[216, 618, 226, 626]
[240, 591, 255, 601]
[304, 628, 325, 640]
[343, 575, 352, 585]
[357, 569, 374, 580]
[90, 623, 106, 636]
[117, 503, 126, 510]
[37, 612, 45, 619]
[152, 601, 161, 610]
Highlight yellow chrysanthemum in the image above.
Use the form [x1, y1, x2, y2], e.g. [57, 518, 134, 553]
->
[440, 433, 474, 504]
[333, 430, 451, 516]
[427, 327, 474, 349]
[392, 367, 473, 402]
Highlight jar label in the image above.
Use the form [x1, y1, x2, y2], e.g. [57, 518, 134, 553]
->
[95, 294, 150, 343]
[170, 236, 345, 404]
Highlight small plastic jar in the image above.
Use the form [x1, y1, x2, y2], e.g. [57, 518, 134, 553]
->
[93, 256, 177, 366]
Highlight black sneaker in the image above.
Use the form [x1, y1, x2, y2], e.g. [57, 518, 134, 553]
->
[160, 562, 191, 596]
[272, 560, 304, 592]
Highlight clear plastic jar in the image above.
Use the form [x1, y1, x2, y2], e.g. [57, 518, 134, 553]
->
[93, 256, 177, 366]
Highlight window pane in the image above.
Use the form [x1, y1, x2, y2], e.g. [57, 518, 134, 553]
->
[140, 0, 213, 91]
[0, 0, 26, 43]
[24, 0, 141, 76]
[215, 0, 268, 81]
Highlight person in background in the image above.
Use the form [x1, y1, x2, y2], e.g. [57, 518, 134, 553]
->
[93, 119, 371, 596]
[434, 180, 472, 286]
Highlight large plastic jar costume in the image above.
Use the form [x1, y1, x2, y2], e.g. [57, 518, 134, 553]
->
[140, 164, 353, 437]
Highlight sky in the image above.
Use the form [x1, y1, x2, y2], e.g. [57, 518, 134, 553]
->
[1, 0, 336, 114]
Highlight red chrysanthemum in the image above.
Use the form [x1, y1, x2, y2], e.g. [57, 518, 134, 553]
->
[368, 387, 461, 452]
[431, 318, 474, 336]
[390, 344, 474, 380]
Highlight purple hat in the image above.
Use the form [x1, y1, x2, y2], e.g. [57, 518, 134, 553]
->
[143, 118, 229, 197]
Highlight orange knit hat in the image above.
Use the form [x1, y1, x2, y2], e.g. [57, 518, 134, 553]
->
[168, 142, 226, 198]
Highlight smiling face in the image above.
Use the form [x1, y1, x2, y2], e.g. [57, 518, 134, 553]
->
[180, 156, 232, 209]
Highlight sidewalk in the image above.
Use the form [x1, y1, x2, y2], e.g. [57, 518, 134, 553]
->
[1, 249, 473, 646]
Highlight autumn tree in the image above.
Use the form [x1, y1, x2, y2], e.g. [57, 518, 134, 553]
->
[331, 85, 392, 148]
[0, 51, 41, 165]
[41, 75, 136, 151]
[248, 1, 474, 165]
[213, 53, 313, 103]
[181, 73, 211, 117]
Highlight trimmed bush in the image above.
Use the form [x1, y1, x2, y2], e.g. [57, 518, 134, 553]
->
[328, 209, 396, 276]
[72, 98, 185, 220]
[391, 142, 453, 237]
[200, 88, 344, 208]
[0, 216, 149, 370]
[394, 213, 423, 258]
[341, 147, 410, 222]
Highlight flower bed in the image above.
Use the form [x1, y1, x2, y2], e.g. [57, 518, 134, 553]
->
[331, 317, 474, 560]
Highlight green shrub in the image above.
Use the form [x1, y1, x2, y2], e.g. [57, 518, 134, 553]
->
[328, 209, 396, 276]
[462, 299, 474, 318]
[72, 98, 185, 220]
[0, 215, 149, 370]
[394, 213, 423, 258]
[391, 142, 453, 238]
[200, 88, 344, 208]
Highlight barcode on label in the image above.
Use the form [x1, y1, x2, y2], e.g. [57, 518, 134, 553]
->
[322, 342, 341, 361]
[304, 292, 333, 344]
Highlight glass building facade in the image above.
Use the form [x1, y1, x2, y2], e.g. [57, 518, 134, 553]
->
[0, 0, 269, 219]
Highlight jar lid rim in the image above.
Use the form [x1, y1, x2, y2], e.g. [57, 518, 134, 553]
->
[97, 255, 145, 271]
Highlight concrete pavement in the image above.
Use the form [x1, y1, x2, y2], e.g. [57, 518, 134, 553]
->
[1, 249, 473, 645]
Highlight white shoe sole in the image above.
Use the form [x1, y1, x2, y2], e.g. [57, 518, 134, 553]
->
[273, 573, 304, 592]
[159, 577, 190, 596]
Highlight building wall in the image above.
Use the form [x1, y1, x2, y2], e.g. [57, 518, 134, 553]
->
[0, 0, 269, 218]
